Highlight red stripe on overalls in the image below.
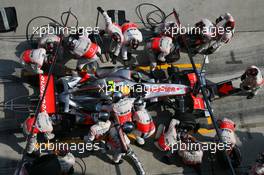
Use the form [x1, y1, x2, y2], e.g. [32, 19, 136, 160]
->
[83, 43, 98, 59]
[137, 121, 155, 133]
[121, 23, 138, 33]
[187, 73, 197, 88]
[22, 50, 32, 63]
[151, 37, 161, 52]
[26, 117, 40, 134]
[220, 121, 235, 131]
[158, 133, 171, 151]
[118, 112, 132, 125]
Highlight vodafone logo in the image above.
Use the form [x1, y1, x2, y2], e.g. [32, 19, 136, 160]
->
[38, 74, 55, 114]
[39, 75, 47, 113]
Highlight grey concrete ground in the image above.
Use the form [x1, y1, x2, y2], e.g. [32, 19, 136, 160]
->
[0, 0, 264, 175]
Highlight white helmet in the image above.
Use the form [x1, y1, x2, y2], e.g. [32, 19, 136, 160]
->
[36, 112, 53, 132]
[195, 18, 214, 39]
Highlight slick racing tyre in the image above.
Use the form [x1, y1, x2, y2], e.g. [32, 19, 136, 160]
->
[126, 149, 146, 175]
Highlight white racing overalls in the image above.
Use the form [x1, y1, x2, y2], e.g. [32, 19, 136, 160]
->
[22, 112, 54, 154]
[121, 23, 143, 60]
[146, 36, 174, 70]
[154, 119, 179, 151]
[132, 108, 155, 145]
[107, 126, 130, 163]
[102, 12, 124, 57]
[178, 149, 203, 165]
[218, 118, 237, 152]
[85, 98, 134, 143]
[20, 48, 47, 74]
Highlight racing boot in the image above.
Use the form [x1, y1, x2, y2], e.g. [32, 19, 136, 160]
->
[44, 132, 55, 140]
[112, 55, 117, 65]
[113, 152, 125, 164]
[247, 92, 255, 99]
[135, 136, 145, 146]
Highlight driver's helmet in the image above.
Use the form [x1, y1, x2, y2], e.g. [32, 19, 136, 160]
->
[122, 121, 135, 134]
[119, 85, 131, 96]
[112, 91, 123, 103]
[77, 61, 98, 74]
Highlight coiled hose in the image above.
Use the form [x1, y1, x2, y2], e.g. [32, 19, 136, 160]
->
[135, 3, 167, 30]
[25, 10, 78, 46]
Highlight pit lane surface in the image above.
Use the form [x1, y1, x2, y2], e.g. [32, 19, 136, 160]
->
[0, 0, 264, 174]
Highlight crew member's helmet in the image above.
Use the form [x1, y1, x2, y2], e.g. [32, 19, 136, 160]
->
[122, 121, 135, 134]
[195, 18, 214, 38]
[112, 91, 123, 103]
[98, 112, 110, 122]
[246, 67, 259, 77]
[45, 40, 56, 54]
[129, 38, 139, 49]
[112, 32, 122, 43]
[223, 13, 235, 30]
[66, 35, 79, 50]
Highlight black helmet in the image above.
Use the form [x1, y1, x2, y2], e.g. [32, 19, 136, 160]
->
[98, 112, 110, 122]
[45, 41, 57, 54]
[246, 67, 258, 77]
[256, 152, 264, 163]
[122, 121, 135, 134]
[66, 36, 76, 50]
[134, 98, 144, 110]
[112, 32, 121, 43]
[129, 38, 139, 49]
[112, 92, 123, 103]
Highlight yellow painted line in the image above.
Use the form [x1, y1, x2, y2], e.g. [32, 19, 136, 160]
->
[207, 117, 212, 125]
[198, 116, 215, 135]
[136, 64, 201, 71]
[35, 127, 213, 146]
[198, 128, 215, 135]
